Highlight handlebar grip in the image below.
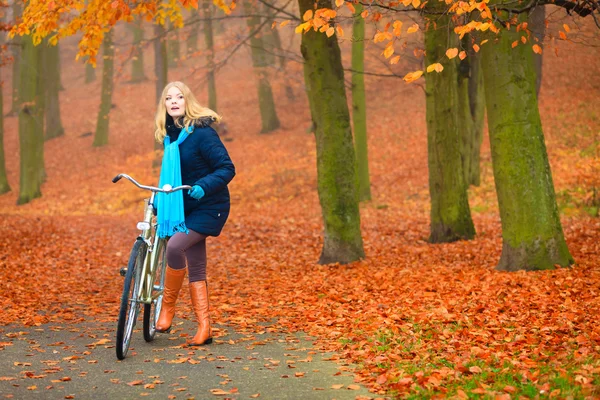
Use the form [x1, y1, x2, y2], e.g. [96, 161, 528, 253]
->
[112, 175, 122, 183]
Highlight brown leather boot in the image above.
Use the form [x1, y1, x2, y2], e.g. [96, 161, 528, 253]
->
[188, 280, 213, 346]
[156, 267, 186, 332]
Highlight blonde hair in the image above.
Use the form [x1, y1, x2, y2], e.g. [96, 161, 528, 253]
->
[154, 81, 222, 143]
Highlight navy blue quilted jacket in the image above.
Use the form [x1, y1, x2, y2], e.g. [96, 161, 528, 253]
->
[166, 117, 235, 236]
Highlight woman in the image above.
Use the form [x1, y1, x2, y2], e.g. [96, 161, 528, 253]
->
[154, 81, 235, 346]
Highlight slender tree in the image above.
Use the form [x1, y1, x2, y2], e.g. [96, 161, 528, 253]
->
[186, 9, 199, 55]
[167, 22, 180, 67]
[130, 17, 147, 83]
[458, 38, 485, 187]
[244, 1, 280, 133]
[93, 31, 114, 147]
[351, 3, 371, 202]
[424, 11, 475, 242]
[17, 35, 44, 204]
[45, 42, 65, 140]
[203, 0, 217, 112]
[153, 23, 169, 167]
[0, 76, 9, 195]
[480, 12, 573, 271]
[298, 0, 365, 264]
[154, 24, 168, 105]
[9, 0, 21, 115]
[0, 49, 10, 195]
[262, 3, 294, 100]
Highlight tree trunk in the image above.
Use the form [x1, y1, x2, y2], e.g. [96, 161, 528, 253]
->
[154, 24, 168, 105]
[203, 0, 217, 112]
[45, 42, 65, 140]
[352, 3, 371, 202]
[93, 31, 114, 147]
[480, 13, 573, 271]
[167, 22, 180, 68]
[529, 5, 545, 97]
[458, 40, 485, 187]
[9, 0, 21, 116]
[37, 41, 46, 182]
[186, 10, 199, 56]
[154, 24, 169, 168]
[244, 2, 280, 133]
[425, 13, 475, 243]
[130, 17, 147, 83]
[263, 3, 294, 101]
[298, 0, 365, 264]
[17, 35, 44, 204]
[0, 51, 10, 194]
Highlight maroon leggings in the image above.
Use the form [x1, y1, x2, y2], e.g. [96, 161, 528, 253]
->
[166, 230, 207, 283]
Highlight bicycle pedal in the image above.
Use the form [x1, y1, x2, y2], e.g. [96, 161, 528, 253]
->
[119, 267, 127, 277]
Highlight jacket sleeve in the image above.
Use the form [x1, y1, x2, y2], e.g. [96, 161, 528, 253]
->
[193, 127, 236, 196]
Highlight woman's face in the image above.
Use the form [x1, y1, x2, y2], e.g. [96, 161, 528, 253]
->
[165, 87, 185, 118]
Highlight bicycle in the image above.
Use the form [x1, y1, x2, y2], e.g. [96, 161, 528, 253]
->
[112, 173, 192, 360]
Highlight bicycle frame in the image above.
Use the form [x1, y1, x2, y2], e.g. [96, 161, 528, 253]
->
[135, 192, 165, 305]
[112, 173, 191, 305]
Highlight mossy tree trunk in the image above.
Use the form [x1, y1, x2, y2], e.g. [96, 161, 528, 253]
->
[480, 12, 573, 271]
[203, 0, 217, 112]
[37, 41, 46, 182]
[458, 37, 485, 187]
[130, 17, 147, 83]
[17, 35, 45, 204]
[45, 42, 65, 140]
[298, 0, 365, 264]
[93, 31, 114, 147]
[9, 0, 21, 116]
[425, 12, 475, 243]
[0, 43, 10, 194]
[351, 3, 371, 202]
[244, 2, 280, 133]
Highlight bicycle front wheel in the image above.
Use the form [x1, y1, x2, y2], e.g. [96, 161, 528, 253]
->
[116, 239, 146, 360]
[143, 237, 167, 342]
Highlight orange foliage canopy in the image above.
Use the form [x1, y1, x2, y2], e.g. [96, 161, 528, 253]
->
[295, 0, 599, 82]
[10, 0, 233, 65]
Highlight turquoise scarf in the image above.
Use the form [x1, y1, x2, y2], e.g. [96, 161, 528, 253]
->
[157, 126, 192, 238]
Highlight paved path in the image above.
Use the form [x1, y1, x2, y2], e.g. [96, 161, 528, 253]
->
[0, 319, 377, 400]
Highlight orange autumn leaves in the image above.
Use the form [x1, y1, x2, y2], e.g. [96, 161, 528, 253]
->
[294, 0, 565, 84]
[11, 0, 234, 65]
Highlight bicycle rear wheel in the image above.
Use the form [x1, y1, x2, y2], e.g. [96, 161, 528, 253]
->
[116, 239, 146, 360]
[143, 237, 167, 342]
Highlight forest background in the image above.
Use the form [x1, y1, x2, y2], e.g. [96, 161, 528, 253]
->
[0, 0, 600, 398]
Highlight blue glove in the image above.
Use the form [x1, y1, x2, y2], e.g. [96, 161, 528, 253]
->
[188, 185, 205, 200]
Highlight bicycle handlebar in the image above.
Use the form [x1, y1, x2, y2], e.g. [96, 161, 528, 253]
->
[112, 173, 193, 193]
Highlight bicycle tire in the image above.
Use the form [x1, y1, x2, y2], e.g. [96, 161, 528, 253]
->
[116, 239, 146, 360]
[143, 238, 167, 342]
